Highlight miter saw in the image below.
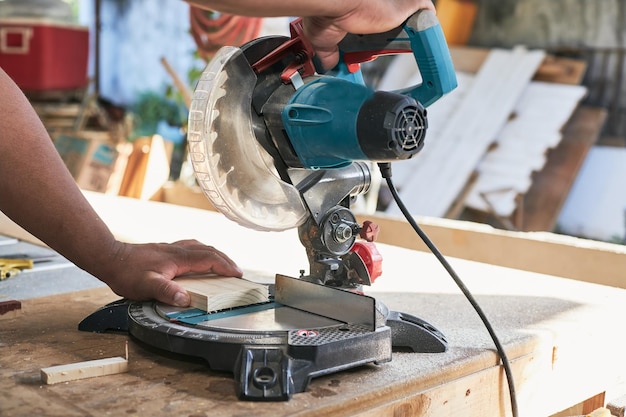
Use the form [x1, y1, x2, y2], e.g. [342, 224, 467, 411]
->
[80, 10, 457, 401]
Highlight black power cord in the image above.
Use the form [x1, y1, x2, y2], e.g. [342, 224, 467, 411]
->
[378, 162, 519, 417]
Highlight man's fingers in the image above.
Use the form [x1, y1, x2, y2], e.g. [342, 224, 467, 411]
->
[303, 17, 346, 71]
[315, 48, 340, 71]
[153, 278, 191, 307]
[174, 242, 243, 277]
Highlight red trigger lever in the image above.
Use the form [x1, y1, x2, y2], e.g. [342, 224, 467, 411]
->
[251, 18, 316, 83]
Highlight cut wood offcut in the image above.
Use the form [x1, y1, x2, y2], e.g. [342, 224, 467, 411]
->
[175, 275, 269, 312]
[41, 342, 129, 385]
[41, 357, 129, 385]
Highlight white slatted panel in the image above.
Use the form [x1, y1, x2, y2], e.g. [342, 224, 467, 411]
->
[382, 47, 546, 218]
[465, 81, 587, 216]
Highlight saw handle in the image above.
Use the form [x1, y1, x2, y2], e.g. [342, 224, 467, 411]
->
[339, 9, 457, 107]
[401, 10, 458, 106]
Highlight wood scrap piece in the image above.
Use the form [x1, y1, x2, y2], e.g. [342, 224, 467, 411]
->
[0, 300, 22, 320]
[585, 408, 612, 417]
[41, 356, 128, 384]
[117, 135, 170, 200]
[175, 276, 269, 312]
[607, 393, 626, 417]
[533, 54, 588, 85]
[386, 47, 546, 218]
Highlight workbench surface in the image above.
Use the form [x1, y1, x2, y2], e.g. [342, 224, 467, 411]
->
[1, 193, 625, 417]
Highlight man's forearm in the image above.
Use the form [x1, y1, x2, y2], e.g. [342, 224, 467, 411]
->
[0, 68, 119, 277]
[184, 0, 348, 18]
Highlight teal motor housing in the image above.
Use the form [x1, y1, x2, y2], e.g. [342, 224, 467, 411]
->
[279, 10, 456, 170]
[282, 74, 427, 170]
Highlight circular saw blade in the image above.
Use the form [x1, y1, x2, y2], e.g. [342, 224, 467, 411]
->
[188, 46, 308, 232]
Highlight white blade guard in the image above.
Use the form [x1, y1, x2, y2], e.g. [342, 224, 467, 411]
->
[187, 46, 308, 232]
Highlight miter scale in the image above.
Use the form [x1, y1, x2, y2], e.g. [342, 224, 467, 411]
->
[80, 10, 457, 400]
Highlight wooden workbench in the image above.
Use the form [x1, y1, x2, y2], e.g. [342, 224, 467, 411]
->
[1, 193, 626, 416]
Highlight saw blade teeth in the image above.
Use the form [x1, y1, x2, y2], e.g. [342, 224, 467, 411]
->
[187, 45, 308, 231]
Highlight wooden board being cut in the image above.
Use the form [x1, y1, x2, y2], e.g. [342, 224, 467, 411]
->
[175, 275, 269, 312]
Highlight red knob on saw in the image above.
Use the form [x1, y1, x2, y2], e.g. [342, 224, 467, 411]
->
[351, 241, 383, 283]
[359, 220, 380, 242]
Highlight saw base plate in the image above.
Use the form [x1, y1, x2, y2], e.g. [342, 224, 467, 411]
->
[79, 293, 446, 400]
[131, 297, 393, 401]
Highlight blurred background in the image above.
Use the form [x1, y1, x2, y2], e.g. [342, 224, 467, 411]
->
[0, 0, 624, 246]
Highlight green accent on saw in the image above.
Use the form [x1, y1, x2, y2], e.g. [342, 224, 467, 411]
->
[166, 302, 279, 325]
